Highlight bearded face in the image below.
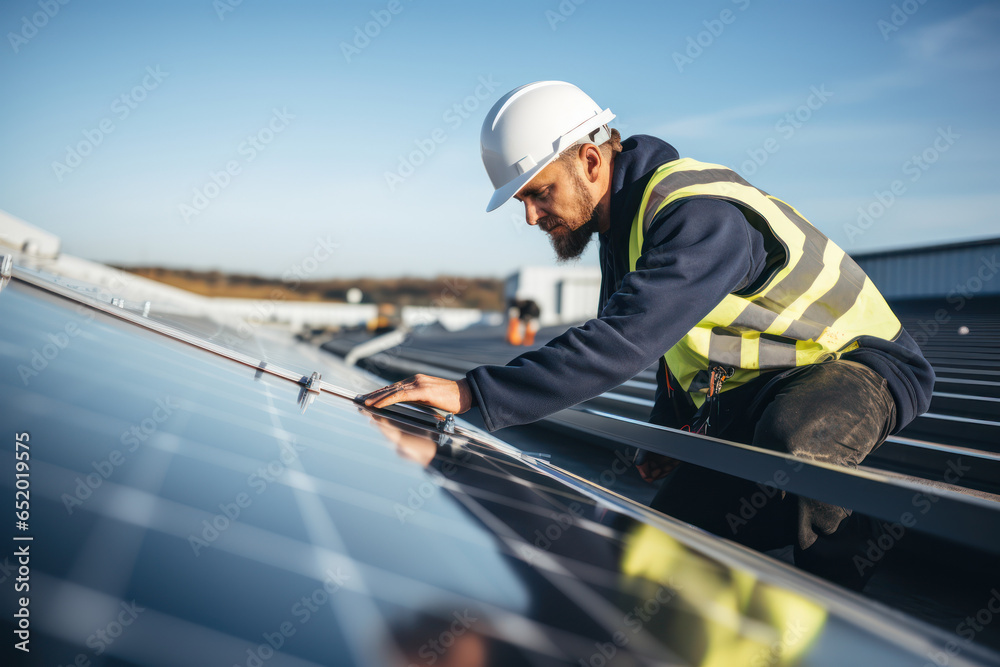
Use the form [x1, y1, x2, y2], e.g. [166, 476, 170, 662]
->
[536, 166, 600, 262]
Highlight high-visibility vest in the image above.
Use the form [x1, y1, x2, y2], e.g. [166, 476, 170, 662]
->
[628, 158, 901, 406]
[621, 523, 827, 666]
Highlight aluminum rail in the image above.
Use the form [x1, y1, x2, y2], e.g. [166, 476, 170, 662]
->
[542, 406, 1000, 555]
[348, 342, 1000, 493]
[339, 328, 1000, 554]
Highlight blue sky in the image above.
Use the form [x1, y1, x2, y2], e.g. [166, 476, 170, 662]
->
[1, 0, 997, 279]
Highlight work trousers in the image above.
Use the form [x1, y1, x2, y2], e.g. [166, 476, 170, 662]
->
[648, 358, 897, 589]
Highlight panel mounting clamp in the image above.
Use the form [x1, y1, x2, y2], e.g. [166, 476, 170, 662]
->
[0, 255, 11, 294]
[438, 413, 455, 434]
[298, 371, 322, 394]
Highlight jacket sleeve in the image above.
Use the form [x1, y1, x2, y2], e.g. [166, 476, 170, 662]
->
[465, 198, 768, 432]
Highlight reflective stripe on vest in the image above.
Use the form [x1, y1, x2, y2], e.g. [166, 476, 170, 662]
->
[628, 158, 901, 406]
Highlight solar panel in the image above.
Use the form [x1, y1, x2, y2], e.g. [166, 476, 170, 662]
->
[2, 264, 996, 666]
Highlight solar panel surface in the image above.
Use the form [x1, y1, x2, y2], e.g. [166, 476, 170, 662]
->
[2, 267, 996, 667]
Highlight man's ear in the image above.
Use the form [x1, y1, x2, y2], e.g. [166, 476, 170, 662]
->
[582, 143, 602, 184]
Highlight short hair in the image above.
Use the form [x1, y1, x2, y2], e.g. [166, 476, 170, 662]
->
[555, 126, 623, 166]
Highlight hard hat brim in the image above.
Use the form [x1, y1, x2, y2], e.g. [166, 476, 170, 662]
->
[485, 156, 556, 212]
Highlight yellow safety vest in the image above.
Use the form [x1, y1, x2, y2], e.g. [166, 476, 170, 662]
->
[621, 523, 827, 666]
[628, 158, 901, 406]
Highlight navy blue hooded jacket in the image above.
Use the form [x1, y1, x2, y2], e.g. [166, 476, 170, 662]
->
[465, 135, 934, 434]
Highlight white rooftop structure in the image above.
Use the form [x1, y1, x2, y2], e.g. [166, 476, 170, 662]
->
[505, 264, 602, 326]
[0, 210, 484, 332]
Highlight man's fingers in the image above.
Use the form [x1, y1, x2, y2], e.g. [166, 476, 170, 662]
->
[360, 379, 413, 406]
[640, 469, 659, 483]
[370, 390, 411, 409]
[364, 380, 430, 409]
[366, 385, 412, 408]
[362, 388, 395, 406]
[370, 414, 404, 441]
[357, 375, 466, 415]
[636, 455, 679, 483]
[361, 391, 386, 406]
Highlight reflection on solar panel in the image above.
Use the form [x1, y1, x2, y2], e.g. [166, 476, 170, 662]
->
[2, 262, 998, 666]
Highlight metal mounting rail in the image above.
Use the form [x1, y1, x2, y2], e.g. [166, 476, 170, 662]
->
[350, 345, 1000, 490]
[344, 335, 1000, 552]
[544, 406, 1000, 555]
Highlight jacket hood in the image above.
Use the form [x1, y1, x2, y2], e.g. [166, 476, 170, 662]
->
[609, 134, 680, 228]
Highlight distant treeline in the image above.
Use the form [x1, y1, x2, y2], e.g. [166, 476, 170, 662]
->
[115, 266, 505, 310]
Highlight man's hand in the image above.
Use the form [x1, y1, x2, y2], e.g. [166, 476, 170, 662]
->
[368, 414, 438, 467]
[635, 452, 682, 483]
[359, 374, 473, 415]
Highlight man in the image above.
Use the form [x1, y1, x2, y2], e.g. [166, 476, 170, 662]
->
[361, 81, 934, 589]
[505, 299, 540, 346]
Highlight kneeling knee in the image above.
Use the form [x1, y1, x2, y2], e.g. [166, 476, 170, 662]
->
[754, 414, 832, 461]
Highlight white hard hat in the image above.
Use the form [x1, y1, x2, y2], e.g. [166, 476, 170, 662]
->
[480, 81, 615, 212]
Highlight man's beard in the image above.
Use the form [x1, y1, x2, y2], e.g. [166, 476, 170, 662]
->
[540, 171, 600, 262]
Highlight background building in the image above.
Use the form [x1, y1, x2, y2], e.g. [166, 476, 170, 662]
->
[504, 265, 602, 326]
[853, 237, 1000, 301]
